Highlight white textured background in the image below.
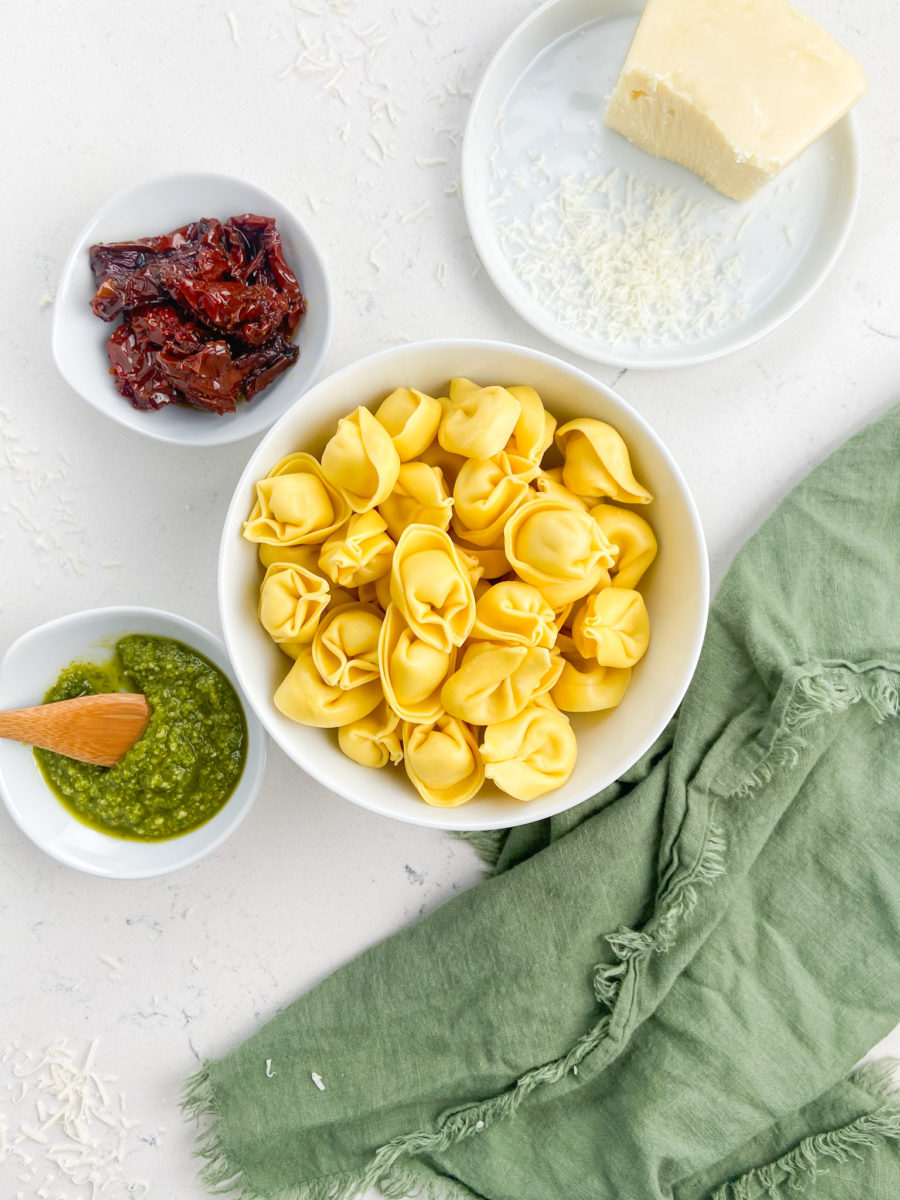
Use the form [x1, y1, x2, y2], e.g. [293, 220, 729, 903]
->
[0, 0, 898, 1196]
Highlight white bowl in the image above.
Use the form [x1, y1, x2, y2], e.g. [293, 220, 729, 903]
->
[0, 607, 266, 878]
[219, 340, 708, 831]
[51, 171, 332, 447]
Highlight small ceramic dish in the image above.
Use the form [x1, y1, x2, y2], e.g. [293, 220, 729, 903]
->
[219, 338, 709, 832]
[0, 607, 266, 878]
[462, 0, 861, 369]
[51, 171, 332, 446]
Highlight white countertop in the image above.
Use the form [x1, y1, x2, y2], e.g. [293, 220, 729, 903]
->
[1, 1, 898, 1196]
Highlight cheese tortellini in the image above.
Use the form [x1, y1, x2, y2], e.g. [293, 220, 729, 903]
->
[318, 511, 395, 588]
[247, 378, 659, 807]
[321, 405, 401, 512]
[258, 562, 331, 647]
[556, 419, 653, 505]
[243, 453, 350, 546]
[480, 697, 577, 801]
[504, 497, 617, 608]
[572, 588, 650, 668]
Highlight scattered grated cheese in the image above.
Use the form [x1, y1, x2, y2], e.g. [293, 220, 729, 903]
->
[496, 169, 753, 347]
[415, 156, 446, 168]
[311, 1072, 325, 1091]
[400, 202, 429, 225]
[1, 1038, 149, 1197]
[226, 11, 240, 44]
[265, 1060, 276, 1078]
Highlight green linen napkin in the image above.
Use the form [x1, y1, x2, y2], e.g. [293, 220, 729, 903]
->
[184, 405, 900, 1199]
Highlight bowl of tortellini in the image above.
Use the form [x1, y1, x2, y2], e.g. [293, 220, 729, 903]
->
[218, 340, 708, 830]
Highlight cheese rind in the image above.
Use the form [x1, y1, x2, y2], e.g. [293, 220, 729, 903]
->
[604, 0, 868, 202]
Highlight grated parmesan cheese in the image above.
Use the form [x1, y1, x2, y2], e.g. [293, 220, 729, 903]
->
[311, 1072, 325, 1091]
[0, 1038, 150, 1198]
[495, 169, 752, 347]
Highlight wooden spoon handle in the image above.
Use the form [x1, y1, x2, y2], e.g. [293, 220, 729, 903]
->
[0, 693, 151, 767]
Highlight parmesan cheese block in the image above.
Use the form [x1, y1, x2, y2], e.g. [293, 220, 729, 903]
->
[603, 0, 868, 202]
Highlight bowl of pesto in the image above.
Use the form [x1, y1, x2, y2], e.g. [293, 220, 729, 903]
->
[0, 607, 266, 878]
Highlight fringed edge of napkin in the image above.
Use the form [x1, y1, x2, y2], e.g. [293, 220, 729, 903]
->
[181, 809, 728, 1200]
[709, 1059, 900, 1200]
[181, 660, 900, 1200]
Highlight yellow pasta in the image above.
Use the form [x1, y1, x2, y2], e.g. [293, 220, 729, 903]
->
[506, 385, 556, 466]
[556, 418, 653, 505]
[258, 562, 331, 647]
[402, 716, 484, 807]
[481, 696, 577, 801]
[248, 378, 658, 806]
[441, 641, 563, 726]
[504, 496, 617, 608]
[318, 511, 395, 588]
[378, 603, 457, 723]
[378, 461, 453, 541]
[374, 387, 443, 461]
[451, 453, 534, 547]
[338, 701, 403, 769]
[243, 452, 350, 546]
[551, 634, 633, 713]
[589, 504, 658, 589]
[321, 405, 401, 512]
[438, 377, 521, 460]
[572, 588, 650, 668]
[390, 525, 476, 653]
[470, 581, 558, 649]
[312, 603, 383, 689]
[274, 647, 383, 728]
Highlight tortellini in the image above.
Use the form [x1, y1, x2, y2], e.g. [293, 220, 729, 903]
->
[551, 634, 633, 713]
[338, 702, 403, 769]
[318, 511, 395, 588]
[390, 526, 475, 653]
[374, 387, 443, 461]
[258, 563, 331, 647]
[378, 461, 453, 541]
[438, 378, 521, 460]
[258, 542, 324, 573]
[243, 453, 350, 546]
[556, 419, 653, 505]
[441, 641, 562, 726]
[451, 453, 535, 547]
[504, 497, 617, 608]
[274, 647, 383, 728]
[589, 504, 658, 589]
[248, 378, 658, 806]
[572, 588, 650, 668]
[312, 603, 383, 689]
[480, 697, 577, 801]
[378, 604, 457, 723]
[471, 581, 558, 649]
[403, 716, 484, 807]
[506, 385, 556, 466]
[321, 405, 401, 512]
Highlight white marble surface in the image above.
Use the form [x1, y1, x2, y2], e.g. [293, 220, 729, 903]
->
[1, 1, 898, 1196]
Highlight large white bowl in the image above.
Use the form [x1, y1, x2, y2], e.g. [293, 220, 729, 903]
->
[219, 340, 708, 830]
[51, 171, 332, 447]
[0, 607, 266, 878]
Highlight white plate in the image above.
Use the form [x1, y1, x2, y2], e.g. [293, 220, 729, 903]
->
[462, 0, 860, 369]
[52, 172, 333, 446]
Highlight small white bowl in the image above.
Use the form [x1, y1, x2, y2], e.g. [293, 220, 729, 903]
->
[219, 339, 709, 831]
[0, 607, 266, 878]
[51, 172, 332, 447]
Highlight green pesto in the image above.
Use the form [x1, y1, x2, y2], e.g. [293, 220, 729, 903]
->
[35, 635, 246, 841]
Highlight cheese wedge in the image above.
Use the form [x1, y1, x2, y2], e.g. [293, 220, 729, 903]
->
[604, 0, 868, 201]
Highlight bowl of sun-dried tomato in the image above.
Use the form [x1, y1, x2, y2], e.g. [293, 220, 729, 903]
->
[51, 172, 332, 446]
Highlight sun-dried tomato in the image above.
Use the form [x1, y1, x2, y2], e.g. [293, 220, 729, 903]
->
[88, 214, 304, 414]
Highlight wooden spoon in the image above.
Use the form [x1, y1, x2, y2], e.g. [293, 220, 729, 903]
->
[0, 693, 151, 767]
